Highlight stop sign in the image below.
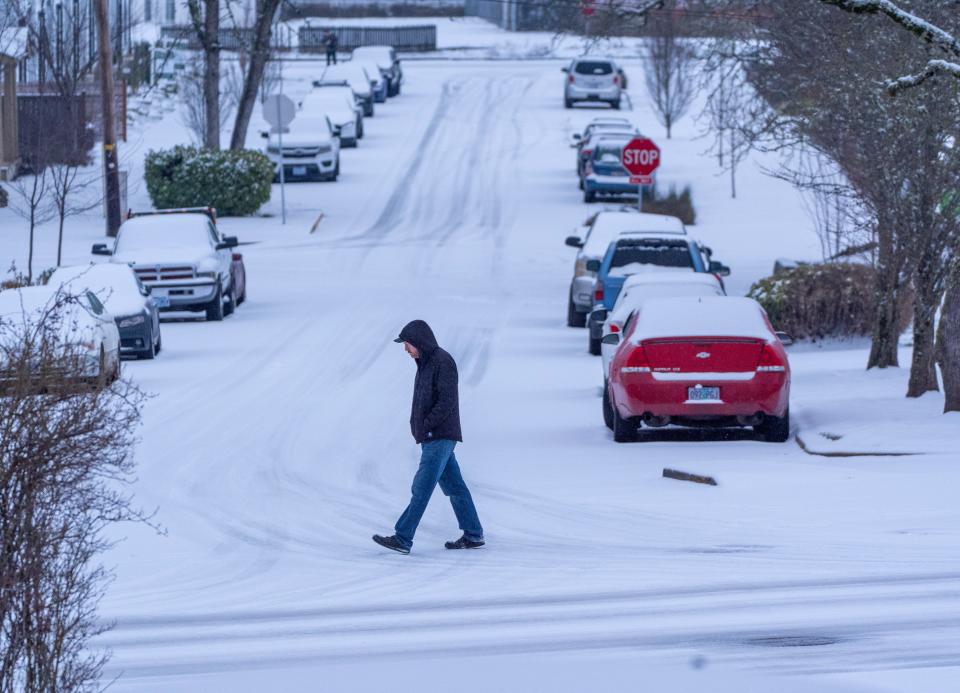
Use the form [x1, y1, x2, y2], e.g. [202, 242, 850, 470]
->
[621, 138, 661, 177]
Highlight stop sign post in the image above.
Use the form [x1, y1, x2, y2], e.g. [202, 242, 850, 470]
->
[621, 138, 661, 205]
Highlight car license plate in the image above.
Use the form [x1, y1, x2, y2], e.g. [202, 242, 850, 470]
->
[292, 166, 307, 176]
[588, 93, 600, 100]
[688, 386, 720, 401]
[153, 296, 171, 308]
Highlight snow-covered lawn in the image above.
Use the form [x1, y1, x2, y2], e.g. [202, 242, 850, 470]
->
[1, 41, 958, 693]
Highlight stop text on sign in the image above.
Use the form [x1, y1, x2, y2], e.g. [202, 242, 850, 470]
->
[621, 138, 661, 177]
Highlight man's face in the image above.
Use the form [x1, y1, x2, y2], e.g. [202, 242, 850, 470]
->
[404, 342, 420, 359]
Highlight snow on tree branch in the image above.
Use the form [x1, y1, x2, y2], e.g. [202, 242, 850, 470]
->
[817, 0, 960, 92]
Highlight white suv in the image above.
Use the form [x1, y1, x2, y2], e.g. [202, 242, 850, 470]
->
[92, 209, 239, 321]
[264, 115, 341, 182]
[563, 58, 623, 110]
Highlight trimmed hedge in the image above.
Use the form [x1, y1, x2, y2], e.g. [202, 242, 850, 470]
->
[144, 146, 273, 217]
[747, 263, 878, 340]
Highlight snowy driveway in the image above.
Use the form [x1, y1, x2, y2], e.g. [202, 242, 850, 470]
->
[90, 61, 960, 691]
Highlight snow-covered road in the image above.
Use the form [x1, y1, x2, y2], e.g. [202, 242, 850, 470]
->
[9, 60, 955, 691]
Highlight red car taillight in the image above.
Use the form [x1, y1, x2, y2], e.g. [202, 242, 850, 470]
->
[594, 280, 604, 301]
[609, 323, 620, 333]
[568, 73, 575, 84]
[621, 346, 651, 374]
[756, 343, 787, 372]
[613, 74, 621, 86]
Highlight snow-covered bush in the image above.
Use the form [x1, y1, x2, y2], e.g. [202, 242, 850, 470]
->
[641, 184, 696, 225]
[144, 146, 273, 217]
[748, 263, 907, 340]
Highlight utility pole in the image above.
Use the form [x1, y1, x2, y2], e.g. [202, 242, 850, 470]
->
[94, 0, 122, 236]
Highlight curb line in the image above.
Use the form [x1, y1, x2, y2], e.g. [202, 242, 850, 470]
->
[794, 432, 922, 458]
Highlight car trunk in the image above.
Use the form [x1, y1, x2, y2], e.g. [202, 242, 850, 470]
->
[642, 338, 765, 373]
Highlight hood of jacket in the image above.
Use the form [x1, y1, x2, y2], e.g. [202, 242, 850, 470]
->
[396, 319, 439, 359]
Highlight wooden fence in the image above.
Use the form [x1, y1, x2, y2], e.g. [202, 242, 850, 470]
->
[158, 26, 294, 52]
[299, 25, 437, 52]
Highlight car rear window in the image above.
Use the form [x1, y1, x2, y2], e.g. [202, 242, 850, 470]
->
[594, 143, 623, 164]
[611, 240, 693, 271]
[575, 61, 614, 76]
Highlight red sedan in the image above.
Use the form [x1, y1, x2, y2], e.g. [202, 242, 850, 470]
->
[605, 297, 791, 443]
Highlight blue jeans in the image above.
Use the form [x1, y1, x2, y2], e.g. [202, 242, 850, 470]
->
[394, 440, 483, 550]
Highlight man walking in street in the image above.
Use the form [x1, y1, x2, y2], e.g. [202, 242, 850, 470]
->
[323, 29, 338, 65]
[373, 320, 485, 555]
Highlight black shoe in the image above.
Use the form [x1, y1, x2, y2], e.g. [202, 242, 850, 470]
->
[372, 534, 410, 554]
[445, 535, 485, 550]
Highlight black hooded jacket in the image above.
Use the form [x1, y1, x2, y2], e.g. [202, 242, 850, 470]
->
[397, 320, 463, 444]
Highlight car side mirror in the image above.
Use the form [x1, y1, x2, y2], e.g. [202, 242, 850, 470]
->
[91, 243, 112, 256]
[565, 236, 583, 248]
[217, 236, 239, 250]
[585, 259, 601, 272]
[776, 332, 794, 347]
[260, 131, 269, 139]
[702, 245, 713, 258]
[561, 66, 569, 73]
[332, 125, 342, 136]
[601, 333, 620, 346]
[590, 309, 608, 323]
[709, 260, 731, 277]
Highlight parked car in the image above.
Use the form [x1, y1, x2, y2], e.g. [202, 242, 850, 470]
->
[311, 83, 365, 138]
[574, 125, 638, 180]
[586, 233, 730, 354]
[263, 114, 341, 182]
[352, 45, 402, 96]
[564, 211, 687, 327]
[49, 263, 162, 360]
[232, 253, 247, 307]
[92, 209, 239, 322]
[0, 284, 121, 386]
[562, 58, 623, 109]
[582, 135, 644, 203]
[605, 296, 792, 443]
[352, 58, 389, 102]
[316, 63, 376, 117]
[596, 274, 726, 425]
[300, 89, 361, 147]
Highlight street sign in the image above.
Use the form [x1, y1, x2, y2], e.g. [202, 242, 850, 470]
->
[262, 94, 296, 133]
[621, 137, 661, 177]
[629, 175, 653, 185]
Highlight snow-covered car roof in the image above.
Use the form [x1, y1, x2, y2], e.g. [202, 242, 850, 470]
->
[629, 296, 774, 343]
[49, 264, 146, 318]
[0, 285, 101, 331]
[319, 64, 372, 92]
[583, 212, 686, 257]
[352, 59, 385, 82]
[302, 89, 354, 113]
[114, 214, 213, 254]
[300, 93, 353, 126]
[352, 45, 393, 65]
[612, 275, 725, 320]
[621, 272, 721, 291]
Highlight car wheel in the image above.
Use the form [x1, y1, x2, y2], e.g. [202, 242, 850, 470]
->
[357, 119, 364, 139]
[206, 282, 224, 322]
[588, 333, 601, 356]
[224, 286, 236, 317]
[567, 295, 586, 328]
[395, 82, 402, 96]
[140, 330, 156, 360]
[612, 405, 637, 443]
[332, 158, 340, 181]
[756, 407, 790, 443]
[155, 331, 162, 354]
[583, 188, 596, 203]
[579, 176, 584, 191]
[603, 380, 614, 431]
[564, 97, 573, 109]
[237, 284, 246, 306]
[612, 99, 622, 110]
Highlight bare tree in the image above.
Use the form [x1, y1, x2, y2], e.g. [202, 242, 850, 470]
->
[230, 0, 283, 150]
[937, 252, 960, 412]
[8, 168, 55, 284]
[179, 62, 231, 147]
[48, 164, 102, 267]
[187, 0, 222, 150]
[816, 0, 960, 93]
[0, 290, 150, 690]
[643, 5, 697, 139]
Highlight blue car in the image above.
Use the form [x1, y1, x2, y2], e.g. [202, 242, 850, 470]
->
[584, 234, 730, 354]
[582, 135, 649, 203]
